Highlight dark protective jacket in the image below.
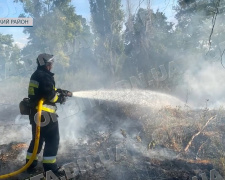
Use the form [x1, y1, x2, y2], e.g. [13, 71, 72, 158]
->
[28, 66, 59, 113]
[27, 66, 60, 172]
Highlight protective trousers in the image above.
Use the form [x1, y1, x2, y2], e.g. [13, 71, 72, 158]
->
[26, 110, 60, 172]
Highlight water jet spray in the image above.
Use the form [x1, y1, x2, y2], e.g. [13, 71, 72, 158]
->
[72, 90, 184, 109]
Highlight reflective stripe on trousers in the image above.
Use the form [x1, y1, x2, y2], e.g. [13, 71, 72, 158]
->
[26, 152, 38, 160]
[42, 156, 56, 164]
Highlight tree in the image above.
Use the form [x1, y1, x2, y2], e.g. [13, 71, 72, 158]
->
[0, 33, 13, 64]
[14, 0, 91, 69]
[174, 0, 225, 58]
[123, 8, 174, 78]
[0, 33, 21, 78]
[89, 0, 124, 79]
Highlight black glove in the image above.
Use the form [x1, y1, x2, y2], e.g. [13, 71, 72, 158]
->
[58, 94, 67, 104]
[56, 88, 72, 104]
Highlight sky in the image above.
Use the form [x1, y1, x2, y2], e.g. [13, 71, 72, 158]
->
[0, 0, 178, 48]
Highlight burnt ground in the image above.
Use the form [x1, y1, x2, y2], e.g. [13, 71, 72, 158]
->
[0, 101, 225, 180]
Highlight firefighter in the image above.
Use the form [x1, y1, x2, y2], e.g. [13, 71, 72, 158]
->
[26, 53, 67, 176]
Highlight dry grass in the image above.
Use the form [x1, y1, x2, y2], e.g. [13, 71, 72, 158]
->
[121, 104, 224, 174]
[11, 143, 28, 151]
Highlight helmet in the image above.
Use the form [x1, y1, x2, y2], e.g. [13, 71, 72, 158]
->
[37, 53, 54, 67]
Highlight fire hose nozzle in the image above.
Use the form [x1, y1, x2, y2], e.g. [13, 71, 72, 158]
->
[67, 91, 73, 97]
[56, 89, 73, 97]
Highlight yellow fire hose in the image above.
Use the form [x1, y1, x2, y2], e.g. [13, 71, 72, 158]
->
[0, 99, 44, 179]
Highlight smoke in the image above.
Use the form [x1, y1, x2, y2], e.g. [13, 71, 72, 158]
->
[163, 8, 225, 109]
[58, 109, 88, 144]
[1, 1, 225, 179]
[178, 60, 225, 108]
[0, 124, 31, 146]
